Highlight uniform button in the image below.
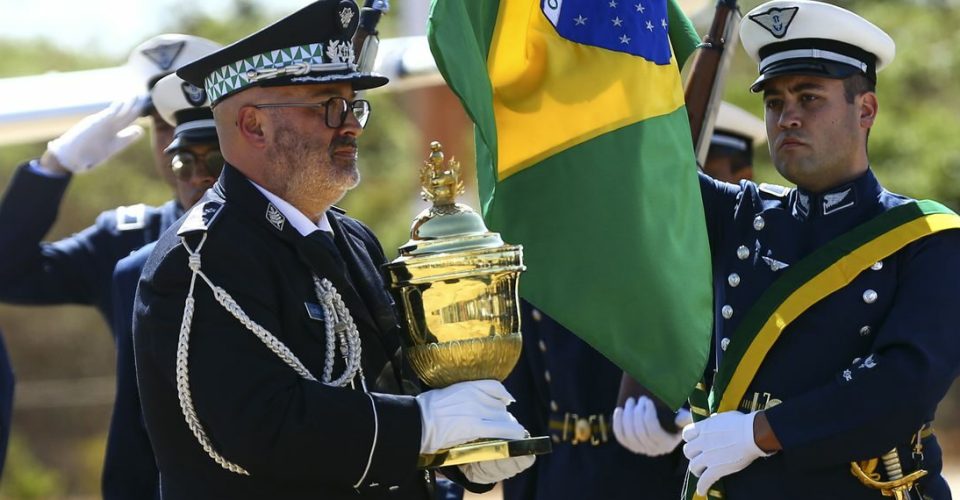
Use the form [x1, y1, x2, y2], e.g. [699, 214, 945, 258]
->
[863, 289, 878, 304]
[721, 305, 734, 319]
[871, 261, 883, 271]
[544, 370, 552, 383]
[859, 326, 872, 336]
[531, 309, 543, 322]
[720, 338, 730, 351]
[550, 400, 559, 412]
[728, 273, 741, 287]
[753, 215, 765, 231]
[538, 340, 547, 352]
[737, 245, 750, 260]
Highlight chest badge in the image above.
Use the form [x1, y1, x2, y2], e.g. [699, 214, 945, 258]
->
[304, 302, 325, 322]
[762, 255, 790, 272]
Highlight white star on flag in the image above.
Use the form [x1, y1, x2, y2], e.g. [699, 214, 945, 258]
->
[612, 16, 623, 27]
[635, 3, 645, 13]
[609, 0, 618, 7]
[574, 14, 587, 25]
[646, 20, 654, 31]
[661, 18, 668, 29]
[620, 34, 631, 44]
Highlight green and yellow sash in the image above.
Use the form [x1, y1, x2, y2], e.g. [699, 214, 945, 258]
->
[684, 200, 960, 500]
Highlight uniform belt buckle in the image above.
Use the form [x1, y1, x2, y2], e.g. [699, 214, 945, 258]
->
[562, 412, 609, 446]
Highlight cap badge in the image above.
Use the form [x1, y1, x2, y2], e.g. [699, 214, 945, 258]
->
[326, 40, 355, 65]
[181, 82, 207, 107]
[748, 6, 799, 39]
[266, 203, 286, 231]
[339, 7, 355, 29]
[142, 41, 186, 71]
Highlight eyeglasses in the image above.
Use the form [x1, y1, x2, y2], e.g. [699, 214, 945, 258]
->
[252, 96, 371, 128]
[171, 149, 225, 181]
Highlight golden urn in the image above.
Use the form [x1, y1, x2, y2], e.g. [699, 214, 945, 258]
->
[384, 142, 550, 467]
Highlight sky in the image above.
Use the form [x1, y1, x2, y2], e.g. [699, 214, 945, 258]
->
[0, 0, 314, 57]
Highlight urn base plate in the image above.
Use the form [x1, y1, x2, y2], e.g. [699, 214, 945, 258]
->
[417, 436, 552, 469]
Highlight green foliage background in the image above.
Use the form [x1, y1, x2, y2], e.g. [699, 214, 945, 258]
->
[0, 0, 957, 497]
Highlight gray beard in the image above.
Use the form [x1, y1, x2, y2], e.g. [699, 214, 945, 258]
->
[269, 125, 360, 213]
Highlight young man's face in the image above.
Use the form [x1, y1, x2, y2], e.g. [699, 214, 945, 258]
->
[762, 75, 873, 192]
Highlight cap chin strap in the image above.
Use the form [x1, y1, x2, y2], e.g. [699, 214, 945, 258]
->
[760, 48, 868, 73]
[247, 61, 355, 83]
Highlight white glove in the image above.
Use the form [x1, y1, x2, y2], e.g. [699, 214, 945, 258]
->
[46, 95, 146, 173]
[415, 379, 527, 454]
[459, 454, 535, 484]
[613, 396, 692, 456]
[682, 411, 769, 496]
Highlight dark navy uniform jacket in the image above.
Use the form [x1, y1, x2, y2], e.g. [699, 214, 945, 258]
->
[0, 330, 14, 478]
[108, 244, 160, 500]
[701, 169, 960, 499]
[133, 164, 488, 499]
[0, 162, 182, 322]
[503, 301, 686, 500]
[0, 161, 183, 498]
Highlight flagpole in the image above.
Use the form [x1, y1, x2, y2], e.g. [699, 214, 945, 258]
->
[616, 0, 741, 424]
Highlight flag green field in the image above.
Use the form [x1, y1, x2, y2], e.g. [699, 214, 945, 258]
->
[427, 0, 712, 408]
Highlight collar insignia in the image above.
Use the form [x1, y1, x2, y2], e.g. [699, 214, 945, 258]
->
[266, 203, 285, 231]
[749, 7, 799, 39]
[823, 188, 855, 215]
[796, 192, 810, 218]
[141, 41, 186, 71]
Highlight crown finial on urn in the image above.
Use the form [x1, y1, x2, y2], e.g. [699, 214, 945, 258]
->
[420, 141, 465, 206]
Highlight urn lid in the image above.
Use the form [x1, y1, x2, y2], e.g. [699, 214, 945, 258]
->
[398, 142, 506, 256]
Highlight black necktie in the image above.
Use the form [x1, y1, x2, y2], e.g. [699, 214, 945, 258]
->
[307, 230, 342, 261]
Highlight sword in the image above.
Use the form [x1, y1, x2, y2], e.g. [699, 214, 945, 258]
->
[850, 447, 927, 500]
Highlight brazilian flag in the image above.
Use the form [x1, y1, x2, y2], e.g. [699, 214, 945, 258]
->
[427, 0, 711, 408]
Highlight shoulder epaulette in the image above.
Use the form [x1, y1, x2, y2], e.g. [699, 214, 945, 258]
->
[116, 203, 148, 231]
[177, 201, 224, 236]
[758, 183, 790, 198]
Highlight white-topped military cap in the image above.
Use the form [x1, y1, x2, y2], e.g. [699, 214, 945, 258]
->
[740, 0, 895, 92]
[151, 73, 217, 153]
[127, 34, 223, 90]
[713, 101, 766, 152]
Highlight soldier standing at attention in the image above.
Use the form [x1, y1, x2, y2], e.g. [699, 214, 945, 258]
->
[618, 1, 960, 498]
[504, 103, 765, 500]
[133, 1, 534, 498]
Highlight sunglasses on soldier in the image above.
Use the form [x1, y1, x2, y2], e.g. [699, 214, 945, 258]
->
[170, 149, 225, 181]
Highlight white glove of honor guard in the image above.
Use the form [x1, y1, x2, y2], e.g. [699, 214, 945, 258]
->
[613, 395, 693, 456]
[682, 411, 769, 496]
[415, 380, 535, 484]
[459, 453, 535, 484]
[46, 95, 146, 173]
